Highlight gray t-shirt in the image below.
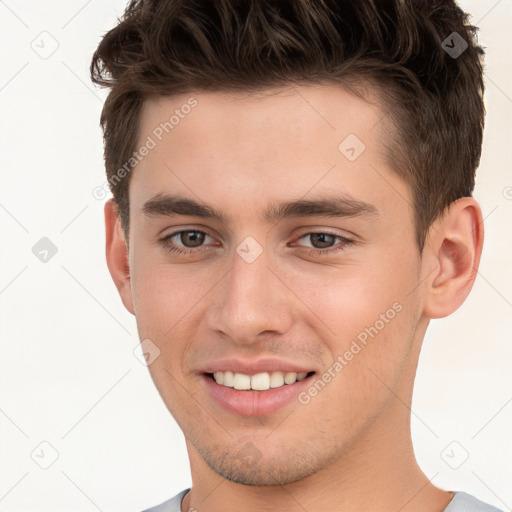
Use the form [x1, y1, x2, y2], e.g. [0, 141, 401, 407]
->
[142, 489, 503, 512]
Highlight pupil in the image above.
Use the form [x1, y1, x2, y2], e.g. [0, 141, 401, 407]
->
[182, 231, 205, 247]
[311, 233, 334, 249]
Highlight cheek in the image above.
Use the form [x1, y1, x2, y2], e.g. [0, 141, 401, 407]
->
[285, 260, 411, 337]
[300, 304, 416, 431]
[129, 251, 209, 336]
[130, 268, 170, 334]
[287, 258, 418, 391]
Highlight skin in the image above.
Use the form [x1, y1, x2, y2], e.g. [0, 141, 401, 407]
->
[105, 83, 484, 512]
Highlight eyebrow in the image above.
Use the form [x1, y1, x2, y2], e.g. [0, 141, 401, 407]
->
[141, 193, 379, 224]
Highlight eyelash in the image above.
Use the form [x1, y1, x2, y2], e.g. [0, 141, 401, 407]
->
[160, 230, 355, 257]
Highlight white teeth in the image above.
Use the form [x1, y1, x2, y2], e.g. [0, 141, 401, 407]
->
[269, 371, 285, 388]
[212, 370, 311, 390]
[251, 372, 270, 390]
[284, 372, 297, 384]
[223, 371, 234, 387]
[233, 373, 251, 390]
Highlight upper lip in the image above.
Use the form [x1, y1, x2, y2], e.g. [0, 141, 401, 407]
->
[201, 357, 316, 376]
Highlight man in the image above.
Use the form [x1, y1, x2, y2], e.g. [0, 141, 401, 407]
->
[90, 1, 502, 510]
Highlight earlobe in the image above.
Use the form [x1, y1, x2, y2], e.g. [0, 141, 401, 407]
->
[104, 198, 135, 315]
[422, 197, 484, 319]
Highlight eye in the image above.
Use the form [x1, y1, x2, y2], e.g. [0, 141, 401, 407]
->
[174, 230, 206, 248]
[159, 229, 355, 257]
[292, 232, 355, 256]
[160, 230, 216, 255]
[301, 233, 337, 249]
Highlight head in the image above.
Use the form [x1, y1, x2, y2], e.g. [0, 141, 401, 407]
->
[92, 0, 485, 486]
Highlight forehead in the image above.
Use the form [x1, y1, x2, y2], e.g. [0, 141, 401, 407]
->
[130, 83, 410, 227]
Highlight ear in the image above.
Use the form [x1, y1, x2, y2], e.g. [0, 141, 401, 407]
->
[105, 198, 135, 315]
[421, 197, 484, 319]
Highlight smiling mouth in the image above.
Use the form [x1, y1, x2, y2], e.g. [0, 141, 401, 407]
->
[206, 370, 316, 391]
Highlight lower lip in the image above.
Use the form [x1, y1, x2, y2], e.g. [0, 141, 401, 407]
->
[201, 374, 314, 416]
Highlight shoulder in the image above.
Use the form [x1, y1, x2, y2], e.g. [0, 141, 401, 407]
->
[141, 488, 191, 512]
[444, 492, 504, 512]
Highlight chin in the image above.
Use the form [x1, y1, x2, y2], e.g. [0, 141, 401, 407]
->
[196, 438, 331, 486]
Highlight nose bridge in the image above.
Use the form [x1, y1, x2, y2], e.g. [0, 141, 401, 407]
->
[208, 242, 293, 343]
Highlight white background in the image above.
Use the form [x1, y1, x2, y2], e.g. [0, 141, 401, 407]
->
[0, 1, 511, 511]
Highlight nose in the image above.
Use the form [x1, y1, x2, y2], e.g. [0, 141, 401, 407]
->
[205, 244, 294, 345]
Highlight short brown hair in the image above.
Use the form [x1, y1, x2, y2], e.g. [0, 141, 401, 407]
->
[90, 0, 485, 252]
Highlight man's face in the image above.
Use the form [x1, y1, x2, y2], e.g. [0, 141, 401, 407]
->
[126, 84, 425, 485]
